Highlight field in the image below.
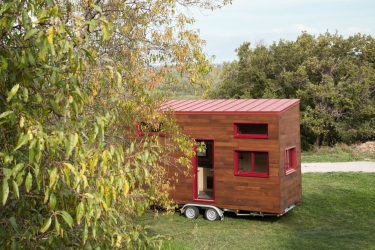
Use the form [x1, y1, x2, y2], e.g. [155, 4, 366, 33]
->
[143, 173, 375, 250]
[302, 143, 375, 162]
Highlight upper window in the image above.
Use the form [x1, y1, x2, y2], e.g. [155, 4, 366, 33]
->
[233, 123, 268, 139]
[285, 147, 297, 175]
[234, 151, 269, 177]
[137, 122, 165, 137]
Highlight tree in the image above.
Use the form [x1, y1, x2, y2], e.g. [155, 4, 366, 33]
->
[211, 32, 375, 148]
[0, 0, 228, 248]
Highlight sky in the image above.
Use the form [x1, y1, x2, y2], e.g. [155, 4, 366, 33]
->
[186, 0, 375, 63]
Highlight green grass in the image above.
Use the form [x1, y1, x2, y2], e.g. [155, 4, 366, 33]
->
[302, 145, 375, 162]
[142, 173, 375, 250]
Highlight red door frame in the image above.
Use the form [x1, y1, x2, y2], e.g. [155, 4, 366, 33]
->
[193, 139, 215, 202]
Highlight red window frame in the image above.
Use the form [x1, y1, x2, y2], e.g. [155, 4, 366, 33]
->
[234, 150, 269, 177]
[233, 123, 268, 139]
[284, 146, 297, 175]
[136, 123, 166, 137]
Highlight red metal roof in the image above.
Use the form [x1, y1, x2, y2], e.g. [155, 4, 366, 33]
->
[160, 99, 299, 113]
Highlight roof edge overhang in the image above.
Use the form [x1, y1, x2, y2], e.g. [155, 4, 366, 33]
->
[160, 100, 300, 115]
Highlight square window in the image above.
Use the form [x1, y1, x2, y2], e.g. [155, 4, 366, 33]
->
[234, 151, 269, 177]
[285, 147, 297, 175]
[234, 123, 268, 138]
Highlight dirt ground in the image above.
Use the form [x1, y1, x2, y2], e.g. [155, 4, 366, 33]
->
[302, 161, 375, 173]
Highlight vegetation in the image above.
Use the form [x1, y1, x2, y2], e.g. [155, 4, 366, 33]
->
[143, 173, 375, 249]
[0, 0, 229, 248]
[210, 33, 375, 149]
[302, 143, 375, 162]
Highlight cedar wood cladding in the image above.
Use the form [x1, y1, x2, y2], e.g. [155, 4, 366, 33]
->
[165, 100, 302, 214]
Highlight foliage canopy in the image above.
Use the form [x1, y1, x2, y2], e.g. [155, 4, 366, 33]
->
[211, 33, 375, 148]
[0, 0, 228, 248]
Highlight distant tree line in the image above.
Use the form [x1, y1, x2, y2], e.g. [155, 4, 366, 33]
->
[210, 33, 375, 149]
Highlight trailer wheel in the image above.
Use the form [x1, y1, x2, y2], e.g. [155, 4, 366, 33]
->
[184, 206, 199, 219]
[204, 208, 219, 221]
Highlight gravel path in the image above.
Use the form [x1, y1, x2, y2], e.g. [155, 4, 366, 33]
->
[302, 161, 375, 173]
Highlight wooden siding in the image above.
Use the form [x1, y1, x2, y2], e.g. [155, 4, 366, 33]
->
[166, 113, 282, 213]
[279, 105, 302, 211]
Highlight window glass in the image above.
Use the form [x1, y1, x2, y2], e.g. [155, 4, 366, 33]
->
[238, 151, 251, 172]
[254, 152, 268, 173]
[237, 124, 267, 135]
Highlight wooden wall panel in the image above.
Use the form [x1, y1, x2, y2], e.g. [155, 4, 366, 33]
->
[278, 105, 302, 211]
[163, 112, 286, 214]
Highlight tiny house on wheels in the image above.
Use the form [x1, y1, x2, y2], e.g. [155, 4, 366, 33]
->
[160, 99, 302, 221]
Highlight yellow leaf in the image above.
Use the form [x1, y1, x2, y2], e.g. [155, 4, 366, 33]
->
[123, 180, 129, 197]
[47, 27, 54, 45]
[19, 116, 25, 128]
[49, 167, 58, 188]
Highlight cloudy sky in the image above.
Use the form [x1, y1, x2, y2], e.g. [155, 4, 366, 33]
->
[186, 0, 375, 63]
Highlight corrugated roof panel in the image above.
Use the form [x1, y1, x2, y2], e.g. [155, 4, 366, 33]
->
[189, 99, 219, 111]
[219, 99, 249, 111]
[235, 99, 267, 111]
[168, 99, 198, 110]
[209, 99, 239, 111]
[200, 99, 228, 111]
[160, 99, 299, 113]
[226, 99, 257, 111]
[260, 99, 290, 111]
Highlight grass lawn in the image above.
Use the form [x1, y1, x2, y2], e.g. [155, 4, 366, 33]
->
[302, 145, 375, 162]
[143, 173, 375, 250]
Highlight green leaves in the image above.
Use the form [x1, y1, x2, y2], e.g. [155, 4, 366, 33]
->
[49, 193, 57, 210]
[14, 132, 28, 151]
[60, 211, 73, 228]
[40, 217, 52, 233]
[0, 0, 217, 248]
[24, 29, 39, 40]
[213, 32, 375, 147]
[12, 180, 19, 199]
[49, 168, 58, 188]
[2, 179, 9, 205]
[7, 84, 19, 102]
[76, 202, 84, 224]
[0, 111, 13, 119]
[25, 172, 32, 193]
[65, 133, 79, 159]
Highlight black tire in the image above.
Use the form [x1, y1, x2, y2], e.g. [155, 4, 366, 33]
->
[204, 208, 219, 221]
[184, 206, 199, 219]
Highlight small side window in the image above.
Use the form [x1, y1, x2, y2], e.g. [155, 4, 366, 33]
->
[285, 147, 297, 175]
[234, 123, 268, 139]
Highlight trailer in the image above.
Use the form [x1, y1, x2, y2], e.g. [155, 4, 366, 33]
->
[159, 99, 302, 220]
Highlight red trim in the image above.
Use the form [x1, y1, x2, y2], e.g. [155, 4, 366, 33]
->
[233, 123, 269, 139]
[284, 146, 297, 175]
[234, 150, 269, 178]
[192, 139, 215, 202]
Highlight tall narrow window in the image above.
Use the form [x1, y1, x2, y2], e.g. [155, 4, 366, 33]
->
[234, 151, 269, 177]
[285, 147, 296, 175]
[234, 123, 268, 138]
